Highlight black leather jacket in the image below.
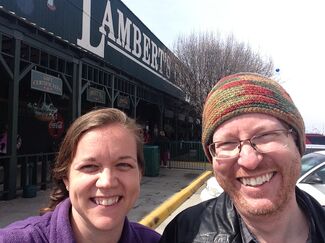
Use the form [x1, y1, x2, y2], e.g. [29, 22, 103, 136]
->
[159, 187, 325, 243]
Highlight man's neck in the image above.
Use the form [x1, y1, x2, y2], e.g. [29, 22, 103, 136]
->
[238, 199, 309, 243]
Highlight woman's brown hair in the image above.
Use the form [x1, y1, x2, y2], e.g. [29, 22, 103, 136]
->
[40, 108, 144, 214]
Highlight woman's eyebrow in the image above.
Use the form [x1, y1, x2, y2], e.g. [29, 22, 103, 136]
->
[117, 155, 137, 162]
[73, 156, 97, 165]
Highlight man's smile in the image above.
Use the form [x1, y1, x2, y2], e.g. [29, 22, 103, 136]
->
[239, 172, 275, 187]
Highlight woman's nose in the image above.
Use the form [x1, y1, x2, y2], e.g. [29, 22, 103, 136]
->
[96, 169, 118, 188]
[237, 143, 263, 170]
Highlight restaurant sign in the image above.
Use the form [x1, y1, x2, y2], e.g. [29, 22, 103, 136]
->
[178, 114, 185, 121]
[117, 95, 130, 109]
[31, 70, 62, 96]
[87, 87, 106, 104]
[164, 109, 174, 118]
[0, 0, 184, 99]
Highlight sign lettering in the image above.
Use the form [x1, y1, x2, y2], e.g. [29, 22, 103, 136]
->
[77, 0, 171, 80]
[31, 70, 62, 95]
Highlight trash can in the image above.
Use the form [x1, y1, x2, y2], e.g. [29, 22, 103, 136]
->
[23, 162, 37, 198]
[143, 145, 160, 176]
[23, 185, 37, 198]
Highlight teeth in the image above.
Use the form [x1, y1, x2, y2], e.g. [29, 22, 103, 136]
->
[240, 173, 273, 186]
[94, 197, 119, 206]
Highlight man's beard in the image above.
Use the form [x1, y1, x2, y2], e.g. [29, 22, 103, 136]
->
[217, 157, 301, 217]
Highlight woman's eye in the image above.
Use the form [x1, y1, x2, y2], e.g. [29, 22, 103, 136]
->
[117, 162, 134, 170]
[80, 164, 99, 172]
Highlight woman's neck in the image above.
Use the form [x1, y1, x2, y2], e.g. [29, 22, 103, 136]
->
[70, 211, 124, 243]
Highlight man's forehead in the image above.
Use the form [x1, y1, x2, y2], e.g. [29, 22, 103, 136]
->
[213, 113, 284, 136]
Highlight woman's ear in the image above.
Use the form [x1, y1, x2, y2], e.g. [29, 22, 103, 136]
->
[63, 178, 69, 191]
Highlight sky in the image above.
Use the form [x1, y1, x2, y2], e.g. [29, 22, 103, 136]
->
[121, 0, 325, 134]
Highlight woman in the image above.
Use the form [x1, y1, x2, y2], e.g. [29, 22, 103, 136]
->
[0, 108, 160, 243]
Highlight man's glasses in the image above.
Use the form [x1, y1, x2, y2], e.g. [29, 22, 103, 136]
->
[208, 129, 293, 160]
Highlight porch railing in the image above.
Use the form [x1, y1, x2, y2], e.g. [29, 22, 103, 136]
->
[0, 152, 56, 199]
[163, 141, 211, 170]
[0, 141, 211, 199]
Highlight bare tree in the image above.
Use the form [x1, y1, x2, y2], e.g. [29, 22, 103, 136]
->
[171, 32, 274, 116]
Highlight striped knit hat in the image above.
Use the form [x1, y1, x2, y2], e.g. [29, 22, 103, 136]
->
[202, 72, 305, 162]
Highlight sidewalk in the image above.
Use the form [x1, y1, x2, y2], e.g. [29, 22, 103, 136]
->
[0, 167, 210, 228]
[155, 182, 205, 234]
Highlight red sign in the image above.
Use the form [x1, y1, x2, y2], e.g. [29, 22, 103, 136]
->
[48, 114, 64, 139]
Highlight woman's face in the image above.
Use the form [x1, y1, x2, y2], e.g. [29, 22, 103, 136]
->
[64, 123, 141, 236]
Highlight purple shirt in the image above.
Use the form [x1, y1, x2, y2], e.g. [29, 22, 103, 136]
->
[0, 198, 160, 243]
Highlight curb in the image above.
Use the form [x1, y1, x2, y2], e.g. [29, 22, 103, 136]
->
[138, 170, 213, 229]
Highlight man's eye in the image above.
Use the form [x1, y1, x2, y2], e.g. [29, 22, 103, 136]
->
[217, 141, 238, 149]
[255, 132, 278, 142]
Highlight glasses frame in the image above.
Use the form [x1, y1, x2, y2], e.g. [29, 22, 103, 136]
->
[208, 128, 293, 160]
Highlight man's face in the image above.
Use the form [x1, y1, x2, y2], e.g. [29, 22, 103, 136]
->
[211, 113, 301, 218]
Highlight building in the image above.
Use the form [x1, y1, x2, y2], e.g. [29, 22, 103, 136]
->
[0, 0, 200, 199]
[306, 133, 325, 145]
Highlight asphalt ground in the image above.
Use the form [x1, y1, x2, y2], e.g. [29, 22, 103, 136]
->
[155, 182, 205, 234]
[0, 167, 212, 229]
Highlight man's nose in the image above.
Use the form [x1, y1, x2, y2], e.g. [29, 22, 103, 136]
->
[96, 169, 118, 188]
[237, 143, 263, 170]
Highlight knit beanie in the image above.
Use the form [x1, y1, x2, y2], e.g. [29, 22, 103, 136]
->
[202, 72, 305, 162]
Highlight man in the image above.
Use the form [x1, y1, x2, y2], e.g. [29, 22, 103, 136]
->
[159, 73, 325, 242]
[156, 130, 170, 167]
